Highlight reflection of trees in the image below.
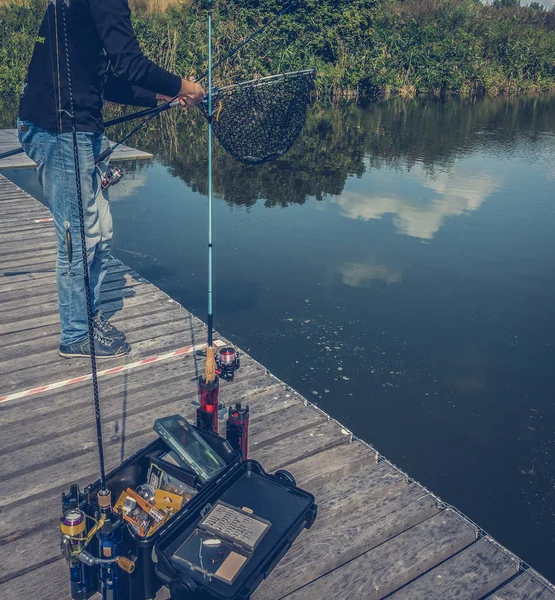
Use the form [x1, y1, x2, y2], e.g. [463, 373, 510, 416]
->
[3, 94, 553, 206]
[115, 94, 555, 208]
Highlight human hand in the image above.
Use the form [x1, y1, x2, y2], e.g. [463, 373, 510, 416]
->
[178, 79, 205, 106]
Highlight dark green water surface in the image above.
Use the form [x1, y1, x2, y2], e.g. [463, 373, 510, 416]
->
[4, 95, 555, 580]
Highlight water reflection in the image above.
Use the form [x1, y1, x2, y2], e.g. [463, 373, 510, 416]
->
[338, 258, 403, 287]
[106, 94, 554, 215]
[332, 167, 499, 239]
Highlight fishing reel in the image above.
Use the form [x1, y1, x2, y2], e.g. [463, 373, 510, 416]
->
[99, 165, 124, 190]
[216, 345, 240, 382]
[60, 485, 134, 600]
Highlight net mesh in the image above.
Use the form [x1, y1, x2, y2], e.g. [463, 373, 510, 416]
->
[200, 70, 315, 165]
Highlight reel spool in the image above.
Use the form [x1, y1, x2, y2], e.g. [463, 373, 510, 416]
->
[60, 509, 95, 599]
[99, 166, 124, 190]
[216, 345, 240, 382]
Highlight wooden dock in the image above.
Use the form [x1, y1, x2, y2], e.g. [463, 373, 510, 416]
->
[1, 171, 554, 600]
[0, 129, 153, 169]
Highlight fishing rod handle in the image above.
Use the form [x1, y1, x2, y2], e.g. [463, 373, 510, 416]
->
[104, 99, 180, 128]
[96, 147, 112, 164]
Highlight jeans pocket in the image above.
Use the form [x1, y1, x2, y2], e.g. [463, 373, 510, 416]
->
[17, 120, 46, 168]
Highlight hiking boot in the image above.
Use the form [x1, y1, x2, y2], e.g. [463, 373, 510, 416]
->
[59, 329, 130, 359]
[93, 311, 126, 341]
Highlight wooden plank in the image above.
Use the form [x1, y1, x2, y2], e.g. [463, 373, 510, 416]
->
[387, 538, 519, 600]
[0, 322, 207, 393]
[0, 272, 142, 310]
[1, 385, 312, 483]
[0, 272, 142, 314]
[0, 559, 69, 600]
[253, 477, 439, 599]
[284, 509, 477, 600]
[251, 419, 351, 472]
[1, 282, 166, 324]
[1, 400, 325, 509]
[0, 308, 194, 372]
[0, 298, 193, 356]
[0, 288, 170, 338]
[284, 439, 377, 491]
[0, 242, 56, 259]
[0, 338, 209, 429]
[485, 572, 555, 600]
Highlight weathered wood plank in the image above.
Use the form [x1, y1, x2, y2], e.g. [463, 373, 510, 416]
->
[0, 272, 143, 314]
[284, 439, 376, 491]
[251, 419, 351, 472]
[387, 538, 519, 600]
[0, 242, 56, 259]
[2, 285, 168, 326]
[0, 269, 136, 326]
[0, 558, 69, 600]
[0, 278, 159, 323]
[485, 572, 555, 600]
[253, 478, 439, 600]
[0, 314, 204, 376]
[284, 509, 477, 600]
[1, 384, 310, 483]
[0, 288, 171, 337]
[0, 273, 143, 312]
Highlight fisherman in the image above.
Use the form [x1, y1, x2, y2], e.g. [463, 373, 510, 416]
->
[18, 0, 204, 359]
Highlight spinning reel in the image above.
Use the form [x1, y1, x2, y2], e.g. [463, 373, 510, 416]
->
[99, 165, 124, 190]
[216, 345, 240, 382]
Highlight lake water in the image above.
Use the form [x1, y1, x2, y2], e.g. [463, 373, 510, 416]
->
[3, 95, 555, 580]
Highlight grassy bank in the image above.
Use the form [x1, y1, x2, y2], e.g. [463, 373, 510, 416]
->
[1, 0, 555, 98]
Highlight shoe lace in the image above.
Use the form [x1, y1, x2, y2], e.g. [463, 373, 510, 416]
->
[93, 328, 113, 346]
[94, 311, 114, 333]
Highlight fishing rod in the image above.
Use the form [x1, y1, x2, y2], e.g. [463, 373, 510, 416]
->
[59, 1, 108, 500]
[197, 0, 220, 434]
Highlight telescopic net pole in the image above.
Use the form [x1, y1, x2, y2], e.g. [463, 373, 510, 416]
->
[207, 3, 214, 351]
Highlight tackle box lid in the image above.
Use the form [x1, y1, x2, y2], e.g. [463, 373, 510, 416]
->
[154, 460, 317, 600]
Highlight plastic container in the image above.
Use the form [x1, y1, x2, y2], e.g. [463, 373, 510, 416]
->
[154, 460, 318, 600]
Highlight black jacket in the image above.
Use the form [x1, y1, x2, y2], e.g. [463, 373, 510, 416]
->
[19, 0, 181, 133]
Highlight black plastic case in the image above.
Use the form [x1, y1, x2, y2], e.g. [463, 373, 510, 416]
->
[154, 460, 318, 600]
[83, 430, 239, 600]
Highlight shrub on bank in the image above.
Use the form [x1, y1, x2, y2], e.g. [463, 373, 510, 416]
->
[0, 0, 554, 98]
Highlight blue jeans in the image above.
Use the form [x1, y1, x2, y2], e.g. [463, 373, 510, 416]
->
[18, 120, 113, 345]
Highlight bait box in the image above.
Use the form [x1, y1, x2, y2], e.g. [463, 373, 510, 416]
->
[154, 460, 318, 600]
[83, 428, 239, 600]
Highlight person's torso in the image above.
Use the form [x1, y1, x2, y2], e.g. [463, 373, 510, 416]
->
[19, 0, 108, 133]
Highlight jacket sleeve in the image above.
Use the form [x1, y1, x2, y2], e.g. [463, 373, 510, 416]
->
[103, 70, 158, 107]
[90, 0, 181, 98]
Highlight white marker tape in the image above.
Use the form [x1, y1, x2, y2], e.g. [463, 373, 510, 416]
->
[0, 339, 224, 405]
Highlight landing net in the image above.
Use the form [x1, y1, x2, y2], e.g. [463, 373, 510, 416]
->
[200, 69, 315, 165]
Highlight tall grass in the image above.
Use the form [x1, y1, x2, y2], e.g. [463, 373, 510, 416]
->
[1, 0, 555, 98]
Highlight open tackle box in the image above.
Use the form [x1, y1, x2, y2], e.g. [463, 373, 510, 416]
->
[65, 415, 317, 600]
